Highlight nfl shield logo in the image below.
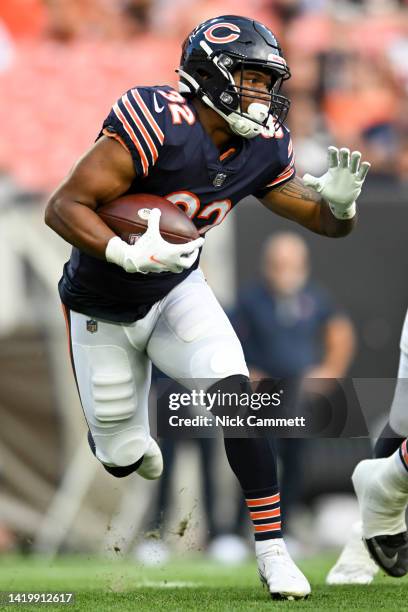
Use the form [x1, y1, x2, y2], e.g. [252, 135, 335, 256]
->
[128, 233, 142, 245]
[86, 319, 98, 333]
[213, 172, 227, 188]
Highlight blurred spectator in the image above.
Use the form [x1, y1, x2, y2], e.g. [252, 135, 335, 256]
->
[45, 0, 124, 42]
[287, 95, 331, 176]
[233, 233, 355, 383]
[121, 0, 153, 36]
[0, 19, 14, 73]
[0, 0, 407, 188]
[151, 0, 278, 40]
[0, 0, 46, 39]
[322, 54, 400, 173]
[264, 0, 302, 25]
[230, 232, 355, 537]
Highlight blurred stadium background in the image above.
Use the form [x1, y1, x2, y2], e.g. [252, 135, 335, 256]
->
[0, 0, 407, 569]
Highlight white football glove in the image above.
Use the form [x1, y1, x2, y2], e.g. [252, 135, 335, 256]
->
[105, 208, 204, 274]
[303, 146, 371, 220]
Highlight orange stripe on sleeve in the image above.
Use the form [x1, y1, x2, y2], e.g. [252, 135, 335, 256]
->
[102, 128, 130, 153]
[122, 94, 158, 163]
[113, 103, 149, 175]
[131, 89, 165, 144]
[265, 167, 295, 188]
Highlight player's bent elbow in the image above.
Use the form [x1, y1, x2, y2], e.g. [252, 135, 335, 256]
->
[44, 196, 58, 229]
[44, 194, 67, 230]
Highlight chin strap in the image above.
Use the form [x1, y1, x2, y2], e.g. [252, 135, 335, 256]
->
[178, 68, 276, 139]
[202, 92, 276, 139]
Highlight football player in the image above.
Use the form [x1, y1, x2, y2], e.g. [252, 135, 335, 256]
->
[45, 15, 370, 600]
[328, 311, 408, 585]
[350, 438, 408, 578]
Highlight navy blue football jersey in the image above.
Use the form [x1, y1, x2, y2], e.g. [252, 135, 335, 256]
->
[59, 85, 295, 322]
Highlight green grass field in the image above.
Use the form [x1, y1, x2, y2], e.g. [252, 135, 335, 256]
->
[0, 554, 406, 611]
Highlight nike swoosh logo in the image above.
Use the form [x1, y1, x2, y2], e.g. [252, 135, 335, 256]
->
[153, 93, 164, 113]
[150, 254, 165, 265]
[371, 540, 398, 569]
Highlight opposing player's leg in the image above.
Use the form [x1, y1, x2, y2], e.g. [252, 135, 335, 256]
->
[147, 269, 310, 599]
[352, 441, 408, 577]
[63, 305, 162, 479]
[327, 314, 408, 585]
[375, 343, 408, 459]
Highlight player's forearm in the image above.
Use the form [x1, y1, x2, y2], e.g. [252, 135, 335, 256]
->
[45, 195, 115, 259]
[318, 200, 356, 238]
[260, 177, 355, 238]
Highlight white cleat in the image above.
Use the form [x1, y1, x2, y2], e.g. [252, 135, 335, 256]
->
[352, 458, 407, 538]
[352, 458, 408, 577]
[257, 539, 311, 600]
[137, 438, 163, 480]
[326, 521, 378, 585]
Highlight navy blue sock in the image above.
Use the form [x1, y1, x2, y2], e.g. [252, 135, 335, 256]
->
[208, 376, 281, 540]
[224, 437, 281, 540]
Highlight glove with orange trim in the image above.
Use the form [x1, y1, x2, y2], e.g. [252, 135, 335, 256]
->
[106, 208, 204, 274]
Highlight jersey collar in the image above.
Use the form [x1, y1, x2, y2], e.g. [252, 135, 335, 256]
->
[188, 99, 252, 176]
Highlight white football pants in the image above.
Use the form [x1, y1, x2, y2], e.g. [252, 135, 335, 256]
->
[64, 269, 248, 467]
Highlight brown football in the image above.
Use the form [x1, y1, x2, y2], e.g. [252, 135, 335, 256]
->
[98, 194, 199, 245]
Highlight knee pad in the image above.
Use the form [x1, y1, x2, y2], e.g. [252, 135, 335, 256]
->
[191, 337, 249, 380]
[89, 346, 135, 422]
[93, 426, 149, 467]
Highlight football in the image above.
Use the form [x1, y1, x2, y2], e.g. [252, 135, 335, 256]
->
[98, 194, 199, 245]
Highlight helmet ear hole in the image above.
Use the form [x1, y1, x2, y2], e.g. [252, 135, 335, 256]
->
[197, 68, 211, 80]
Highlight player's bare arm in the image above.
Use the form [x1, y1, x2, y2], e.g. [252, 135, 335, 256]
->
[45, 136, 203, 272]
[45, 136, 135, 259]
[260, 176, 354, 237]
[260, 147, 371, 238]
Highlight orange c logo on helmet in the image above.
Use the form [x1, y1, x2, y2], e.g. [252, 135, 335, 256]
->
[204, 22, 240, 44]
